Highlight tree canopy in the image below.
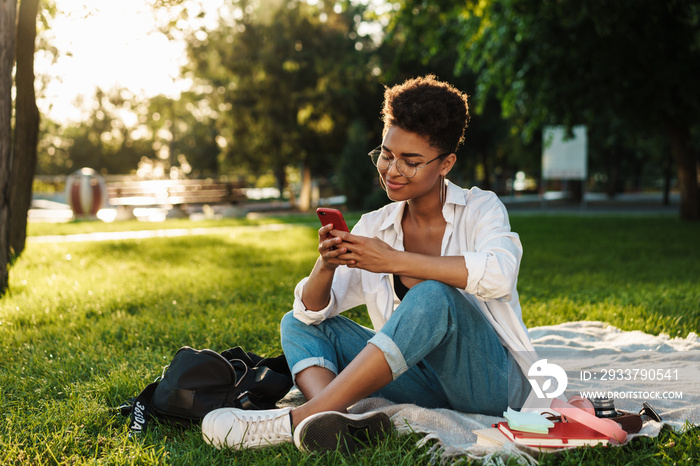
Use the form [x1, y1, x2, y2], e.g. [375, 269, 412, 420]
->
[386, 0, 700, 218]
[182, 0, 382, 208]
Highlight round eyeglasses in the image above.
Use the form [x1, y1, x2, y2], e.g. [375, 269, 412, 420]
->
[368, 146, 450, 178]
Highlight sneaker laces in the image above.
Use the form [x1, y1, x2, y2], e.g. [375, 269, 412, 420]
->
[242, 412, 292, 444]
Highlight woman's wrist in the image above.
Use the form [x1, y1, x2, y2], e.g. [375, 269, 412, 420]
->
[388, 249, 410, 275]
[318, 257, 339, 273]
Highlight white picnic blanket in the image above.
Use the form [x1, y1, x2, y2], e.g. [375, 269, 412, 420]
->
[345, 321, 700, 463]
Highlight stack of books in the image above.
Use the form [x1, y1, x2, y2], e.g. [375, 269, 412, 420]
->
[474, 422, 610, 449]
[473, 426, 512, 447]
[473, 408, 610, 449]
[500, 421, 609, 447]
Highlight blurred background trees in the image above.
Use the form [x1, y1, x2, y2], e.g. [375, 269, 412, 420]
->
[22, 0, 700, 219]
[182, 0, 382, 209]
[459, 0, 700, 219]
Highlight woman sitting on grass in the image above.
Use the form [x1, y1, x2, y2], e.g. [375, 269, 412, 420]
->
[202, 75, 534, 453]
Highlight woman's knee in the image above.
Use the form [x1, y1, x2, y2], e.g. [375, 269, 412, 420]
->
[409, 280, 453, 298]
[280, 310, 295, 330]
[404, 280, 460, 310]
[399, 280, 482, 325]
[280, 310, 308, 342]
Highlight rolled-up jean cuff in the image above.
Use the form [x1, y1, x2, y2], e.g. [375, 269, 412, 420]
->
[368, 332, 408, 380]
[290, 357, 338, 386]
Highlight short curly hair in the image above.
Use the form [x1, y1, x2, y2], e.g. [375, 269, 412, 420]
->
[381, 75, 470, 155]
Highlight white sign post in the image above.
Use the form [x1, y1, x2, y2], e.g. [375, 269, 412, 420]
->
[542, 125, 588, 206]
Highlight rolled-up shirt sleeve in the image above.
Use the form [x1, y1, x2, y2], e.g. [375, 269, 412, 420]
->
[292, 266, 367, 324]
[292, 276, 336, 324]
[463, 194, 522, 302]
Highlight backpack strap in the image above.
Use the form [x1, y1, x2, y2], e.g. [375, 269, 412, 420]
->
[237, 390, 265, 410]
[127, 382, 159, 435]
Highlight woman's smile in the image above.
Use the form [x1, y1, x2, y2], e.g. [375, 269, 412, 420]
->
[385, 177, 407, 190]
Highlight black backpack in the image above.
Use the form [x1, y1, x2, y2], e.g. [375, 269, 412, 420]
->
[122, 346, 294, 433]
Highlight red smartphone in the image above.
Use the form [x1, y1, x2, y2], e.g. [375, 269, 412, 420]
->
[316, 207, 349, 232]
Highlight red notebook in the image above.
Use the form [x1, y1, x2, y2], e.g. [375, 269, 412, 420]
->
[497, 422, 609, 448]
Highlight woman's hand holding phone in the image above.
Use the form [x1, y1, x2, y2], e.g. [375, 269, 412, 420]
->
[316, 208, 353, 269]
[315, 208, 396, 273]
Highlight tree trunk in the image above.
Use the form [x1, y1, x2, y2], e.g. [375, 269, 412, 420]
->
[662, 149, 673, 207]
[479, 151, 491, 190]
[274, 165, 296, 209]
[10, 0, 40, 259]
[697, 154, 700, 214]
[568, 180, 583, 204]
[297, 163, 312, 212]
[605, 148, 619, 198]
[668, 125, 699, 221]
[0, 0, 17, 295]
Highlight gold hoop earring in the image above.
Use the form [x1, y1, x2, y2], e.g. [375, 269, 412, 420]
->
[439, 175, 446, 205]
[379, 173, 387, 192]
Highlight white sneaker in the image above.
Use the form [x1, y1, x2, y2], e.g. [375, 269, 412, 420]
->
[202, 407, 293, 450]
[293, 411, 392, 454]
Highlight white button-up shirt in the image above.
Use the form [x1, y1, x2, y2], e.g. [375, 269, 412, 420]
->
[293, 181, 538, 376]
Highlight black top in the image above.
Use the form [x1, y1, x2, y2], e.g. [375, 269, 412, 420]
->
[393, 275, 410, 301]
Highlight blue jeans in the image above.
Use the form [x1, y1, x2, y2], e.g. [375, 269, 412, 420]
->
[280, 280, 524, 415]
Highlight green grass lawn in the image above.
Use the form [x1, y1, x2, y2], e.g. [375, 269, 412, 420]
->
[1, 213, 699, 464]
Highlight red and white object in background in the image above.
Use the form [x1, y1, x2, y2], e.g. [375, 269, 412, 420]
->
[65, 168, 107, 217]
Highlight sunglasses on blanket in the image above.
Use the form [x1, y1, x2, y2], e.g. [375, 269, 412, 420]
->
[638, 401, 662, 422]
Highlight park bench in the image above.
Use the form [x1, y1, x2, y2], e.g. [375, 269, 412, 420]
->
[106, 179, 247, 208]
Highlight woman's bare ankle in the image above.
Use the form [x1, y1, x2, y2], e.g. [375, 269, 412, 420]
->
[290, 405, 347, 429]
[290, 406, 310, 428]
